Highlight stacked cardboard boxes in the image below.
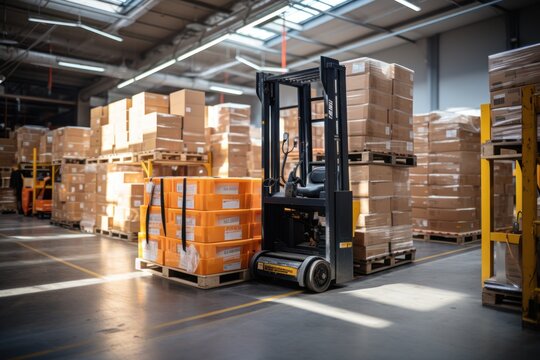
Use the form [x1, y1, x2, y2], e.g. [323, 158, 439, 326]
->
[53, 164, 86, 222]
[139, 177, 261, 276]
[0, 136, 16, 167]
[247, 126, 262, 178]
[39, 132, 53, 163]
[209, 104, 251, 177]
[129, 92, 170, 152]
[15, 126, 47, 163]
[52, 127, 91, 161]
[170, 89, 206, 154]
[95, 163, 144, 233]
[90, 106, 108, 157]
[80, 164, 97, 230]
[489, 43, 540, 140]
[108, 99, 131, 153]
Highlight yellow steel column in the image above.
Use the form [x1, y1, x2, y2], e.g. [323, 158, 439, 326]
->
[481, 103, 493, 284]
[515, 162, 522, 215]
[520, 85, 538, 327]
[32, 147, 37, 215]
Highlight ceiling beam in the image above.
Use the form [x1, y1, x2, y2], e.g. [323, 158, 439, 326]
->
[0, 93, 77, 106]
[176, 0, 231, 14]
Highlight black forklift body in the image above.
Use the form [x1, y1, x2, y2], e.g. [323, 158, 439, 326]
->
[251, 56, 353, 291]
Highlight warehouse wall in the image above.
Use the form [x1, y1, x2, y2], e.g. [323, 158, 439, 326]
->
[438, 16, 506, 111]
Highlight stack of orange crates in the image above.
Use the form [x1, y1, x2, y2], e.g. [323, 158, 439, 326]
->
[139, 177, 262, 276]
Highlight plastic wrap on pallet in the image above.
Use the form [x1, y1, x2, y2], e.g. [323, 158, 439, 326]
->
[488, 43, 540, 73]
[488, 242, 522, 290]
[52, 127, 91, 161]
[15, 125, 48, 163]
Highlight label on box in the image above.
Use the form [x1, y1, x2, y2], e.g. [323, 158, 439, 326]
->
[148, 228, 160, 236]
[177, 197, 194, 209]
[352, 63, 365, 74]
[223, 262, 241, 271]
[176, 183, 197, 194]
[197, 147, 204, 154]
[23, 141, 29, 146]
[218, 247, 241, 261]
[216, 183, 239, 195]
[222, 199, 240, 209]
[217, 215, 240, 226]
[0, 146, 3, 151]
[224, 227, 242, 241]
[175, 230, 194, 241]
[186, 106, 192, 113]
[134, 200, 142, 207]
[142, 240, 158, 261]
[385, 126, 390, 135]
[407, 142, 413, 152]
[149, 213, 161, 222]
[446, 130, 457, 138]
[175, 215, 196, 226]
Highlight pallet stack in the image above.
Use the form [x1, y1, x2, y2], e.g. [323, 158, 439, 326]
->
[0, 136, 16, 168]
[170, 89, 207, 154]
[343, 57, 415, 272]
[15, 126, 47, 163]
[209, 104, 251, 177]
[38, 132, 53, 163]
[137, 177, 261, 287]
[0, 167, 16, 213]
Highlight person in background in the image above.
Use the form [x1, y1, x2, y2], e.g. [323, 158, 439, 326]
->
[9, 165, 24, 214]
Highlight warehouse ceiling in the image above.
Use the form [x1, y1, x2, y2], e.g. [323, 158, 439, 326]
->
[0, 0, 538, 126]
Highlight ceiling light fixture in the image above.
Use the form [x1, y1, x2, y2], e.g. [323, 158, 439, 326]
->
[134, 59, 176, 81]
[64, 0, 121, 13]
[238, 5, 290, 32]
[394, 0, 421, 12]
[235, 55, 288, 73]
[209, 85, 244, 95]
[177, 34, 230, 62]
[28, 16, 123, 42]
[58, 61, 105, 72]
[117, 78, 135, 89]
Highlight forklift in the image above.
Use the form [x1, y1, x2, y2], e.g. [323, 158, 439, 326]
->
[250, 56, 354, 292]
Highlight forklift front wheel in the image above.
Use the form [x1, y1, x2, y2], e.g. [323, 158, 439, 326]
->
[305, 259, 331, 293]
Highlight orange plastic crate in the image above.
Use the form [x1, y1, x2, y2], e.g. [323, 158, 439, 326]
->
[164, 251, 250, 275]
[251, 208, 261, 223]
[166, 208, 252, 227]
[166, 223, 250, 242]
[138, 234, 164, 264]
[167, 193, 250, 210]
[252, 237, 262, 252]
[250, 193, 261, 209]
[169, 177, 252, 195]
[251, 178, 262, 194]
[143, 177, 173, 206]
[164, 237, 255, 259]
[140, 205, 166, 235]
[250, 223, 261, 238]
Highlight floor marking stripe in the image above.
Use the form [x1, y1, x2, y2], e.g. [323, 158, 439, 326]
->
[0, 225, 54, 231]
[415, 244, 480, 263]
[13, 241, 104, 279]
[0, 272, 151, 298]
[152, 290, 303, 330]
[9, 340, 92, 360]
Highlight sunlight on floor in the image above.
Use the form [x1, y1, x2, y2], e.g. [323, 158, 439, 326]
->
[342, 283, 467, 312]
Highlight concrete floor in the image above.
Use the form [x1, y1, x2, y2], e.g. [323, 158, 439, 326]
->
[0, 214, 538, 359]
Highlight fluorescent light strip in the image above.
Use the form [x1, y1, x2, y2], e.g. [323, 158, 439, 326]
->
[28, 17, 123, 42]
[235, 55, 288, 73]
[177, 34, 231, 62]
[238, 5, 290, 32]
[58, 61, 105, 72]
[64, 0, 120, 13]
[80, 24, 123, 42]
[28, 17, 77, 27]
[117, 78, 135, 89]
[209, 85, 243, 95]
[134, 59, 176, 81]
[394, 0, 421, 12]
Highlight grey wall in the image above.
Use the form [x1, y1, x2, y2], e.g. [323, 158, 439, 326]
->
[438, 16, 506, 110]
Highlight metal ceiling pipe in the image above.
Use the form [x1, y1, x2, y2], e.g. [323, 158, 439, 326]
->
[0, 45, 256, 99]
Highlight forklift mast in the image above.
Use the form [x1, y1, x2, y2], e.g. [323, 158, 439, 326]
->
[255, 56, 353, 286]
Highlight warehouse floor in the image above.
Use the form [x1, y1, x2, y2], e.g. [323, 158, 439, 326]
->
[1, 215, 539, 359]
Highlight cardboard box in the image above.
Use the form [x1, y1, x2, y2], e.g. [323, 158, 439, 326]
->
[428, 220, 479, 233]
[392, 211, 412, 226]
[348, 135, 390, 153]
[350, 181, 393, 197]
[349, 164, 393, 182]
[392, 80, 413, 99]
[170, 89, 205, 134]
[348, 119, 389, 137]
[347, 89, 392, 108]
[428, 208, 477, 222]
[353, 243, 389, 260]
[392, 95, 413, 114]
[348, 104, 388, 123]
[353, 226, 391, 246]
[342, 57, 391, 78]
[346, 73, 392, 93]
[357, 197, 391, 214]
[392, 124, 413, 141]
[392, 196, 411, 211]
[390, 63, 414, 85]
[356, 212, 392, 227]
[390, 109, 412, 127]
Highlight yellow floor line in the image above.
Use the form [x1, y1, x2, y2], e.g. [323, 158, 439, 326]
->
[13, 241, 104, 279]
[415, 244, 481, 263]
[152, 289, 303, 330]
[9, 340, 92, 360]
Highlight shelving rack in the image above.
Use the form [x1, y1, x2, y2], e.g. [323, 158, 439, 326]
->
[480, 85, 540, 328]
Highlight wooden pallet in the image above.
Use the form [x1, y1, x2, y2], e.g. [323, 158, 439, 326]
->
[482, 287, 521, 312]
[95, 228, 138, 241]
[479, 140, 540, 160]
[413, 230, 481, 245]
[80, 225, 95, 234]
[50, 219, 81, 230]
[135, 258, 250, 289]
[334, 151, 417, 167]
[354, 248, 416, 275]
[137, 150, 208, 162]
[52, 157, 86, 165]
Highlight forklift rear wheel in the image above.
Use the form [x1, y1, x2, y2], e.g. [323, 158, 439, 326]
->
[305, 259, 331, 293]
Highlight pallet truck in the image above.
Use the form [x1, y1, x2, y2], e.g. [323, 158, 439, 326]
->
[250, 56, 354, 292]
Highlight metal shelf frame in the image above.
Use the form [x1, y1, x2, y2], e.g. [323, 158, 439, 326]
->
[481, 85, 540, 328]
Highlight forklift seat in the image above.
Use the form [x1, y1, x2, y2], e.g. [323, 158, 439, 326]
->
[297, 167, 325, 198]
